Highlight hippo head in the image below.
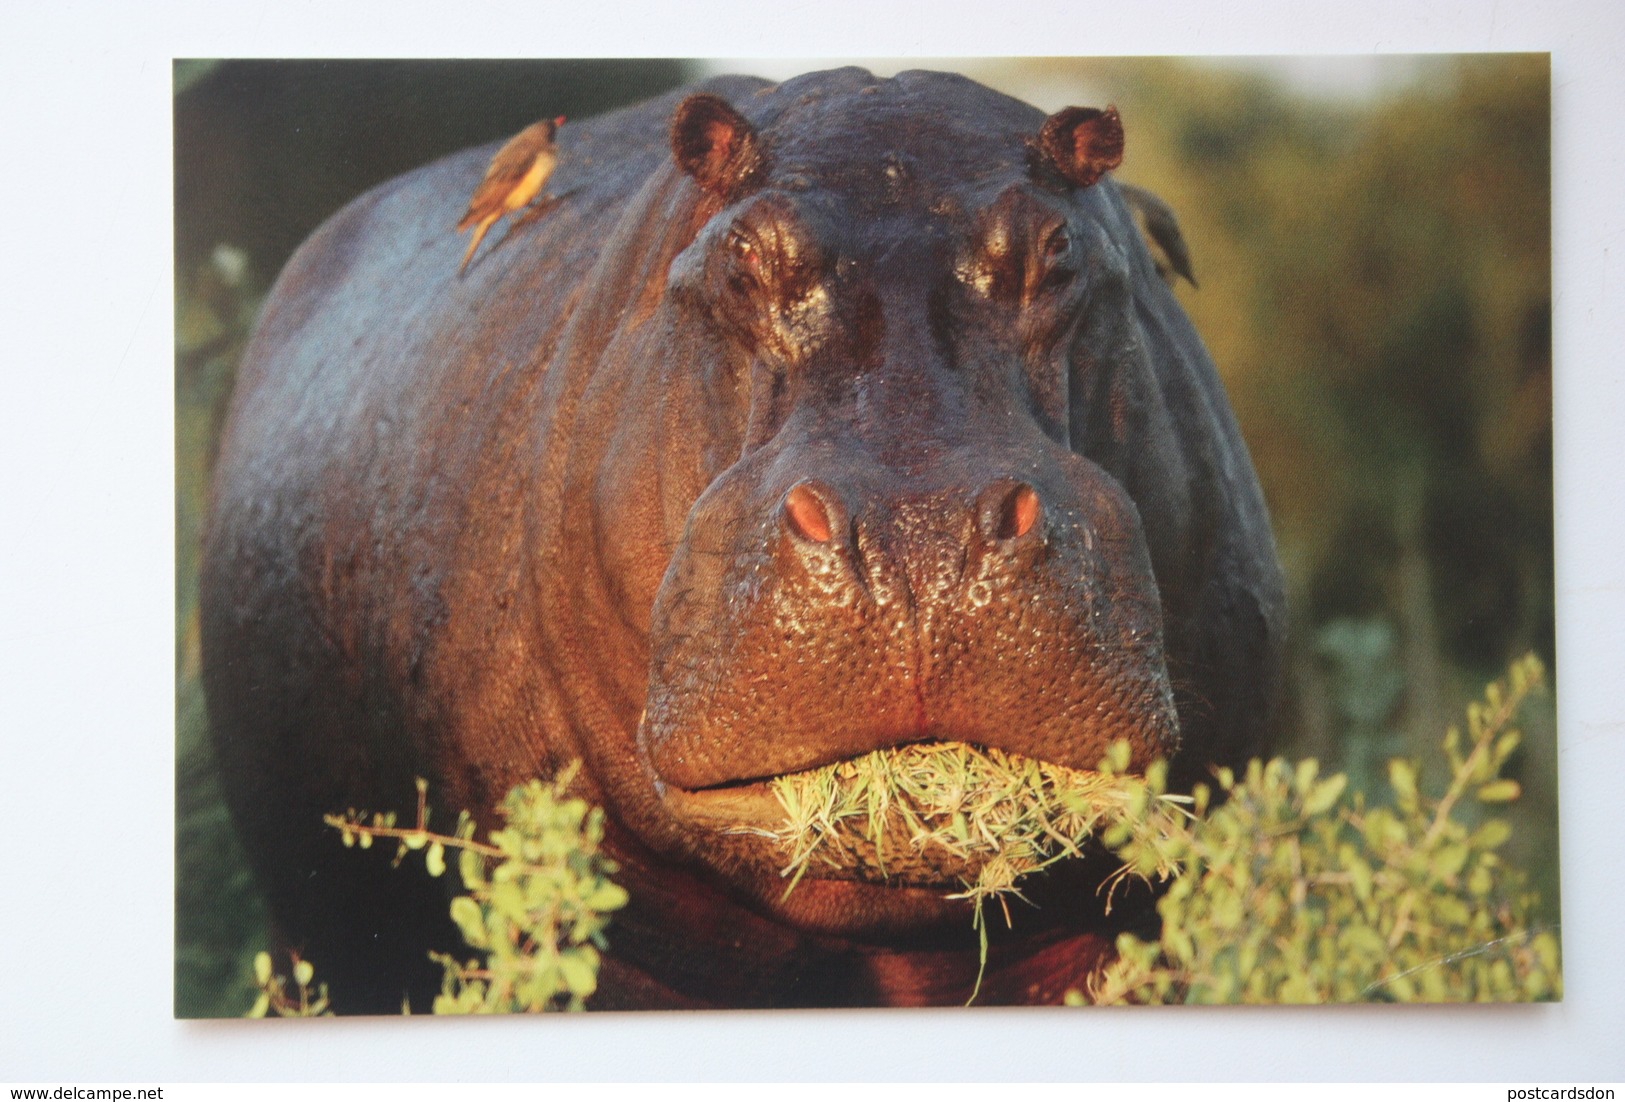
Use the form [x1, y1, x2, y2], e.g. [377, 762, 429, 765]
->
[566, 69, 1214, 941]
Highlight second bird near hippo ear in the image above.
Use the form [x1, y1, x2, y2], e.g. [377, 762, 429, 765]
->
[671, 93, 766, 198]
[1033, 105, 1125, 190]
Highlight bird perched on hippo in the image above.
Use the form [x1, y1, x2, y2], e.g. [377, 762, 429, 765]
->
[201, 66, 1285, 1012]
[455, 114, 565, 274]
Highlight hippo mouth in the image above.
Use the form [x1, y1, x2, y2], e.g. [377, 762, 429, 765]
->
[659, 739, 1163, 895]
[660, 774, 785, 832]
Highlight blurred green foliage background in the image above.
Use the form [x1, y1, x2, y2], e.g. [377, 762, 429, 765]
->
[175, 56, 1553, 1016]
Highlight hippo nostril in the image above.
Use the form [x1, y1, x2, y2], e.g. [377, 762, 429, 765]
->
[783, 481, 836, 543]
[981, 481, 1043, 542]
[1007, 484, 1041, 539]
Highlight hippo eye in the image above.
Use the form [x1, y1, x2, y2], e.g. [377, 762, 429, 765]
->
[725, 228, 764, 295]
[1035, 224, 1075, 291]
[1043, 225, 1071, 263]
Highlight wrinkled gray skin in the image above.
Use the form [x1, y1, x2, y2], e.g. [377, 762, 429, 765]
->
[202, 68, 1284, 1012]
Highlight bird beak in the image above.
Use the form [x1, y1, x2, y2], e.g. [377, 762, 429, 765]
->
[554, 115, 567, 128]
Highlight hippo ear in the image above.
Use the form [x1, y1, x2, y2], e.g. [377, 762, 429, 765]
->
[1034, 105, 1124, 189]
[671, 93, 765, 198]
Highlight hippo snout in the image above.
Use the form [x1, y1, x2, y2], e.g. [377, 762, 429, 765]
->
[642, 450, 1181, 806]
[764, 474, 1063, 637]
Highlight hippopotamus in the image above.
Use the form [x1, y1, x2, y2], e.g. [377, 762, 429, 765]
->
[201, 66, 1284, 1012]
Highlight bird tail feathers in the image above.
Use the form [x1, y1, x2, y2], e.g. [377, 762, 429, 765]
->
[459, 217, 495, 275]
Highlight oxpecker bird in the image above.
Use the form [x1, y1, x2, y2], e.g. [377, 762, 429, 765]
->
[457, 115, 564, 274]
[1118, 180, 1198, 288]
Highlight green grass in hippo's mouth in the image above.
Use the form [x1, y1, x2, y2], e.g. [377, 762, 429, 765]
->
[732, 740, 1194, 912]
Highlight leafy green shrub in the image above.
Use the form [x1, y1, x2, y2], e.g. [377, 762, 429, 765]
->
[258, 764, 629, 1016]
[1086, 652, 1558, 1004]
[247, 951, 332, 1018]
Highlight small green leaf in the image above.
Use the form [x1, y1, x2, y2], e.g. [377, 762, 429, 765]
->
[1476, 779, 1521, 803]
[1348, 857, 1373, 903]
[253, 951, 273, 987]
[1102, 740, 1132, 774]
[583, 881, 629, 913]
[1101, 821, 1132, 849]
[1470, 819, 1513, 850]
[450, 896, 488, 949]
[1302, 775, 1347, 817]
[293, 958, 314, 988]
[558, 951, 599, 997]
[459, 847, 485, 887]
[1432, 844, 1470, 881]
[426, 841, 447, 877]
[1388, 760, 1418, 808]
